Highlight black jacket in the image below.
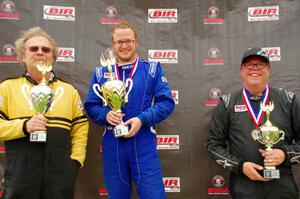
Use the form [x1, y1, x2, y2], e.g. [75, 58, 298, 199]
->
[206, 87, 300, 175]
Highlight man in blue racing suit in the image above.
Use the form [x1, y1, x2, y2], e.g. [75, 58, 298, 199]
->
[84, 21, 175, 199]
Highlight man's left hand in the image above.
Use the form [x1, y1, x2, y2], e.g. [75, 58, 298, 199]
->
[259, 148, 285, 167]
[123, 117, 142, 138]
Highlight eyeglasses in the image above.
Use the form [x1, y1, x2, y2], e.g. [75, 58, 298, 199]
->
[243, 63, 269, 70]
[113, 39, 135, 47]
[26, 46, 52, 53]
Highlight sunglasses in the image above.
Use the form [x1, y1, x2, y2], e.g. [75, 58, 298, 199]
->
[27, 46, 52, 53]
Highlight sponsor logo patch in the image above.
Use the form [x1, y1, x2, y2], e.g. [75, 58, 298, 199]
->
[148, 9, 177, 23]
[104, 72, 116, 79]
[157, 135, 179, 150]
[204, 47, 224, 65]
[203, 6, 224, 24]
[0, 44, 17, 63]
[57, 47, 75, 62]
[234, 104, 247, 112]
[171, 90, 179, 104]
[208, 175, 229, 195]
[100, 6, 122, 24]
[163, 177, 180, 192]
[148, 50, 178, 64]
[248, 6, 279, 21]
[0, 0, 20, 20]
[262, 47, 281, 62]
[204, 88, 221, 107]
[44, 5, 75, 21]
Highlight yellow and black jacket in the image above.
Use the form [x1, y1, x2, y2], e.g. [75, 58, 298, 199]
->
[0, 73, 88, 199]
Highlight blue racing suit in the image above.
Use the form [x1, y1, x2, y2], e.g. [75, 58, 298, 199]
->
[84, 58, 175, 199]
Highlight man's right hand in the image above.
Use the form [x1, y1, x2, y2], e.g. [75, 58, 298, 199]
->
[242, 162, 270, 181]
[26, 115, 48, 133]
[106, 110, 124, 126]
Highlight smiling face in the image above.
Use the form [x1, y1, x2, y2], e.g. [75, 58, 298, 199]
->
[112, 28, 137, 64]
[240, 56, 271, 95]
[22, 36, 54, 79]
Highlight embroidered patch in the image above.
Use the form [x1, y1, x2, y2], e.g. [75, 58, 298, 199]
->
[221, 94, 230, 108]
[257, 49, 269, 59]
[216, 159, 233, 168]
[161, 76, 168, 82]
[234, 105, 247, 112]
[0, 96, 3, 106]
[104, 72, 116, 79]
[291, 154, 300, 163]
[95, 66, 103, 82]
[286, 90, 295, 103]
[78, 100, 83, 110]
[149, 62, 157, 78]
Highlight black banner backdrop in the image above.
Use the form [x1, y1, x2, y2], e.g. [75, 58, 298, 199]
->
[0, 0, 300, 198]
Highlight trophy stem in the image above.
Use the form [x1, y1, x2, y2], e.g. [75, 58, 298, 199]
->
[266, 110, 270, 121]
[37, 62, 52, 86]
[266, 146, 273, 151]
[265, 166, 276, 170]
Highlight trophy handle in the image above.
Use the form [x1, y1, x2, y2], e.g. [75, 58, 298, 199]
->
[266, 130, 285, 147]
[92, 84, 107, 106]
[21, 84, 33, 110]
[251, 129, 266, 145]
[49, 86, 63, 111]
[125, 78, 133, 103]
[272, 130, 285, 145]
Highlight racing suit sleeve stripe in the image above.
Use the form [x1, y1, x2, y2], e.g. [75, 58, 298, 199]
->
[72, 115, 87, 123]
[0, 111, 8, 120]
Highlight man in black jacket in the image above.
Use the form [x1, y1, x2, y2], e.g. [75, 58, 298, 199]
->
[207, 47, 300, 199]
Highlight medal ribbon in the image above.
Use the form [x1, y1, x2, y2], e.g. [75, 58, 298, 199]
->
[242, 85, 270, 127]
[114, 56, 138, 80]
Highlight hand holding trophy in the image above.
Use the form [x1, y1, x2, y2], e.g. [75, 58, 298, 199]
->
[93, 54, 133, 138]
[29, 61, 53, 142]
[251, 102, 285, 179]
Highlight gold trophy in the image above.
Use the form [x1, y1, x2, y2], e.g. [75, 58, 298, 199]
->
[29, 62, 53, 142]
[251, 102, 285, 179]
[93, 54, 133, 137]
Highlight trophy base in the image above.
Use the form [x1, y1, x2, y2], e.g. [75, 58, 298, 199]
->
[114, 124, 129, 138]
[264, 169, 280, 179]
[30, 131, 47, 142]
